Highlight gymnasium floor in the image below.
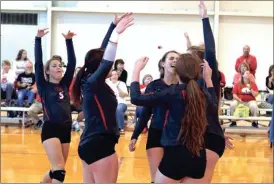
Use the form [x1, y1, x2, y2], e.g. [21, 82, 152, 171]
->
[1, 126, 273, 183]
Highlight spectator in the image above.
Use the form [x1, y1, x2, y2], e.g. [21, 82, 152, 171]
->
[230, 70, 259, 128]
[27, 84, 43, 129]
[70, 67, 84, 132]
[1, 60, 16, 106]
[134, 74, 153, 132]
[13, 49, 29, 76]
[235, 45, 257, 76]
[233, 62, 255, 85]
[106, 69, 129, 134]
[266, 65, 274, 105]
[16, 61, 36, 110]
[114, 59, 128, 84]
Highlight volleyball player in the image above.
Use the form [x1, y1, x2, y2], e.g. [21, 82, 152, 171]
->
[72, 14, 134, 183]
[129, 51, 179, 183]
[130, 54, 218, 182]
[35, 29, 76, 183]
[182, 1, 233, 182]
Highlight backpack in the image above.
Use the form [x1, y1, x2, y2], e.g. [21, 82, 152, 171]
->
[233, 104, 250, 117]
[7, 100, 18, 118]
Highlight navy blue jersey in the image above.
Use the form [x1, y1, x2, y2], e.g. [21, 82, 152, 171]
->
[131, 79, 169, 140]
[80, 59, 119, 146]
[130, 82, 218, 146]
[202, 17, 224, 138]
[80, 23, 119, 146]
[35, 37, 76, 123]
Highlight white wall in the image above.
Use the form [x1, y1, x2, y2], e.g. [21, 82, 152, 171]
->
[220, 1, 273, 15]
[1, 1, 273, 88]
[1, 12, 48, 68]
[218, 16, 273, 89]
[52, 12, 213, 83]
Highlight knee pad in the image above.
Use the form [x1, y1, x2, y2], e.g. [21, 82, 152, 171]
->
[50, 169, 66, 182]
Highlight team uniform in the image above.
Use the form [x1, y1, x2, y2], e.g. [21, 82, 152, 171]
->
[130, 82, 218, 180]
[131, 79, 169, 149]
[203, 17, 225, 157]
[78, 22, 120, 165]
[34, 37, 76, 144]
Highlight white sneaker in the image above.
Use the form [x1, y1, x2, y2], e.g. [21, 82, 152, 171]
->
[72, 121, 80, 132]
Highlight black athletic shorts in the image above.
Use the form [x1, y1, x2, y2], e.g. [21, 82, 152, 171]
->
[204, 133, 225, 157]
[158, 145, 206, 181]
[78, 134, 118, 165]
[146, 127, 163, 150]
[70, 104, 82, 113]
[41, 120, 72, 144]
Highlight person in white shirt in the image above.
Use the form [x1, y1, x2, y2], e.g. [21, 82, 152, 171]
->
[1, 60, 16, 106]
[13, 49, 29, 76]
[106, 69, 129, 134]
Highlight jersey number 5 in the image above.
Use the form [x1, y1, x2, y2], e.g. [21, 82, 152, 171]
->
[59, 91, 64, 100]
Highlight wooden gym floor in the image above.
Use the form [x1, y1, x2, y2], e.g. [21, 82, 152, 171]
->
[1, 126, 273, 183]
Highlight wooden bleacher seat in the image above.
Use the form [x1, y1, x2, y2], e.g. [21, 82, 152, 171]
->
[219, 115, 271, 121]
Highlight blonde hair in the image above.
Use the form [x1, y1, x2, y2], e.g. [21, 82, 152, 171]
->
[2, 60, 11, 67]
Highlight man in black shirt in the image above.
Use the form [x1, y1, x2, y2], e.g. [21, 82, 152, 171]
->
[16, 60, 36, 108]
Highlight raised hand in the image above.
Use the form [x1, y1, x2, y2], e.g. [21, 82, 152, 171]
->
[199, 0, 208, 19]
[62, 30, 76, 39]
[134, 56, 149, 72]
[37, 28, 49, 38]
[184, 32, 189, 39]
[115, 14, 134, 34]
[201, 59, 212, 81]
[113, 12, 132, 25]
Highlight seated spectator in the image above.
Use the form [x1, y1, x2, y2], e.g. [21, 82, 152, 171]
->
[70, 67, 84, 132]
[230, 70, 259, 128]
[106, 69, 128, 134]
[266, 65, 274, 105]
[13, 49, 29, 76]
[233, 62, 255, 85]
[1, 60, 16, 106]
[235, 45, 257, 76]
[134, 74, 153, 132]
[27, 84, 43, 129]
[114, 59, 128, 84]
[16, 61, 36, 110]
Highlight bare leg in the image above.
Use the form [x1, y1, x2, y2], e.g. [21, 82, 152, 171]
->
[146, 147, 164, 182]
[85, 153, 119, 183]
[42, 138, 66, 183]
[82, 160, 95, 183]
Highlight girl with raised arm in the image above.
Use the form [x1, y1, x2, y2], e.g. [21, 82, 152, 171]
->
[35, 29, 76, 183]
[183, 1, 234, 182]
[72, 14, 134, 183]
[130, 54, 218, 183]
[128, 51, 179, 183]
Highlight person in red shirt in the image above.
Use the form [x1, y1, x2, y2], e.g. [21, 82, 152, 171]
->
[233, 62, 255, 85]
[235, 45, 257, 76]
[230, 70, 259, 127]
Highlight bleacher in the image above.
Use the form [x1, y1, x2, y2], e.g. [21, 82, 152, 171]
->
[1, 91, 272, 137]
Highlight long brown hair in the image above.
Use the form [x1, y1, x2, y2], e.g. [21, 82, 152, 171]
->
[72, 48, 104, 104]
[175, 53, 207, 156]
